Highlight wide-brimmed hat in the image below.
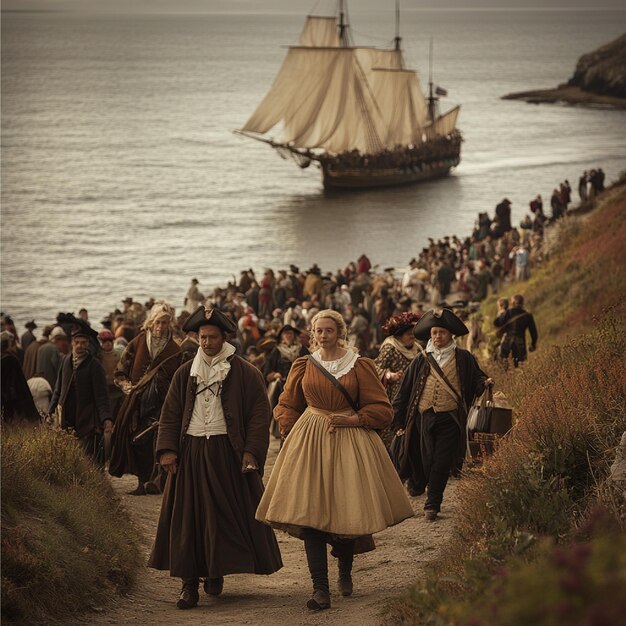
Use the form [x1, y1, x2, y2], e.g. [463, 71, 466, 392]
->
[25, 320, 37, 330]
[183, 306, 237, 335]
[256, 337, 277, 352]
[382, 312, 421, 337]
[412, 308, 468, 341]
[277, 324, 301, 340]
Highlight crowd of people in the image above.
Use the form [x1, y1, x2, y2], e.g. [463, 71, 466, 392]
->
[3, 166, 591, 428]
[320, 131, 462, 172]
[2, 170, 601, 611]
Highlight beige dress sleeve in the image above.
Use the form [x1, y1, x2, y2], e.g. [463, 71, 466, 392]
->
[354, 357, 394, 430]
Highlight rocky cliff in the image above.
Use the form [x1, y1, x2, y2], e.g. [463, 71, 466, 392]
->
[567, 33, 626, 98]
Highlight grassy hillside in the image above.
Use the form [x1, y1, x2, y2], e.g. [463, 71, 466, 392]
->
[1, 426, 142, 624]
[386, 179, 626, 625]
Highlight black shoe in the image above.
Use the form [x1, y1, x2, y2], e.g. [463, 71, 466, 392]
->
[424, 509, 438, 522]
[128, 483, 146, 496]
[406, 480, 425, 497]
[176, 584, 199, 610]
[338, 575, 353, 597]
[306, 589, 331, 610]
[144, 481, 161, 495]
[203, 576, 224, 596]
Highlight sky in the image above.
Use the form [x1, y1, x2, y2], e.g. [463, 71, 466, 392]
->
[2, 0, 625, 12]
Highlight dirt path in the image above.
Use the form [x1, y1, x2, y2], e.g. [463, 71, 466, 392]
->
[78, 438, 458, 626]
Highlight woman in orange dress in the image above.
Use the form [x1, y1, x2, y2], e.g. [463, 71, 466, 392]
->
[256, 309, 413, 611]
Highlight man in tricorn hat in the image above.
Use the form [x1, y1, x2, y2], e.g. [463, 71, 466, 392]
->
[392, 308, 494, 520]
[48, 329, 112, 463]
[148, 305, 282, 610]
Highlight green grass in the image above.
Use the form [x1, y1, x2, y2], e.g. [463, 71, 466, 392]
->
[1, 426, 142, 624]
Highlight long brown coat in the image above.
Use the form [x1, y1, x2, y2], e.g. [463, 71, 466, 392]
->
[108, 332, 181, 478]
[156, 354, 272, 472]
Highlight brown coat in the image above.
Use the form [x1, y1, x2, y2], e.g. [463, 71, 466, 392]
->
[156, 354, 272, 472]
[108, 332, 181, 477]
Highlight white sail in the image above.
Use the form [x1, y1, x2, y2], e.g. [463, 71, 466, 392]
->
[423, 106, 460, 140]
[369, 68, 428, 147]
[299, 16, 340, 47]
[240, 10, 458, 156]
[241, 47, 386, 154]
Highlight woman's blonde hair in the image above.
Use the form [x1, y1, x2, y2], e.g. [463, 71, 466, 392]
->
[142, 300, 175, 332]
[309, 309, 348, 351]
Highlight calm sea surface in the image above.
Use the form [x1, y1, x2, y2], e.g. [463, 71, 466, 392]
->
[2, 9, 626, 328]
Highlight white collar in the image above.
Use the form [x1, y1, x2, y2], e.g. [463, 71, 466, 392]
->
[190, 342, 236, 385]
[425, 338, 456, 367]
[311, 347, 359, 379]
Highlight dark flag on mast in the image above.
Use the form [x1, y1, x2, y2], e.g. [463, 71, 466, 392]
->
[435, 86, 448, 97]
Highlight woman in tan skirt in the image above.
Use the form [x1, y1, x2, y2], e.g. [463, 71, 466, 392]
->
[256, 309, 414, 611]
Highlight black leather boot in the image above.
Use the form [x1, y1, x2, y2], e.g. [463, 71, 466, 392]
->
[176, 578, 199, 610]
[304, 529, 331, 610]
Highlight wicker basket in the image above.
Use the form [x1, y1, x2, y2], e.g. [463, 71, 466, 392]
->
[469, 432, 502, 458]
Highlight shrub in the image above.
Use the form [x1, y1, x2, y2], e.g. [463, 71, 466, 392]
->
[1, 425, 142, 624]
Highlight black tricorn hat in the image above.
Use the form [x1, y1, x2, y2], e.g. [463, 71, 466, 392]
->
[183, 306, 237, 335]
[71, 327, 91, 340]
[413, 308, 468, 341]
[25, 319, 37, 330]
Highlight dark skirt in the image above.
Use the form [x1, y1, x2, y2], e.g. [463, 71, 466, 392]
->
[148, 435, 283, 579]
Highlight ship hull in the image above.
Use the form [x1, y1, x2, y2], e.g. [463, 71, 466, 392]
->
[321, 156, 460, 190]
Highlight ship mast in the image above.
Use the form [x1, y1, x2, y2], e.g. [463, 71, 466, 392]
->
[427, 36, 439, 123]
[338, 0, 351, 47]
[393, 0, 405, 69]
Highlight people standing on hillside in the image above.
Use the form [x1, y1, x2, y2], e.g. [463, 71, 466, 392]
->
[148, 306, 282, 610]
[22, 325, 51, 380]
[392, 309, 493, 516]
[495, 198, 512, 233]
[510, 243, 530, 282]
[109, 301, 181, 495]
[578, 171, 588, 202]
[1, 331, 40, 423]
[37, 326, 69, 388]
[493, 294, 538, 369]
[184, 278, 205, 314]
[48, 329, 112, 464]
[98, 329, 122, 423]
[257, 310, 413, 611]
[20, 320, 38, 352]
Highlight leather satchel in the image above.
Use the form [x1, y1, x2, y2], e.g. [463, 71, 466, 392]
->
[467, 387, 493, 433]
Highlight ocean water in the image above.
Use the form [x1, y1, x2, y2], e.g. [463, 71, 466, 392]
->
[2, 8, 625, 328]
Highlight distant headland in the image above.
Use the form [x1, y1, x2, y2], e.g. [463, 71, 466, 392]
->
[503, 33, 626, 110]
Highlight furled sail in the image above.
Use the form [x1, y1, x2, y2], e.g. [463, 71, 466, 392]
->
[423, 105, 460, 140]
[369, 68, 428, 147]
[299, 16, 340, 47]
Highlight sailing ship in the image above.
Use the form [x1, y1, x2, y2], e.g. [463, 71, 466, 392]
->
[236, 1, 461, 190]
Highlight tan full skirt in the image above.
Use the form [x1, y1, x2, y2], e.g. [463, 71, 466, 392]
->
[256, 407, 414, 537]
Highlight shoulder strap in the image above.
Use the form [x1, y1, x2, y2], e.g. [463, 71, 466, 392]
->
[497, 311, 529, 335]
[133, 352, 180, 394]
[417, 345, 466, 412]
[307, 355, 359, 412]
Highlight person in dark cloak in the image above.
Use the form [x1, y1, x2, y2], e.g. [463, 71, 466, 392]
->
[148, 306, 282, 610]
